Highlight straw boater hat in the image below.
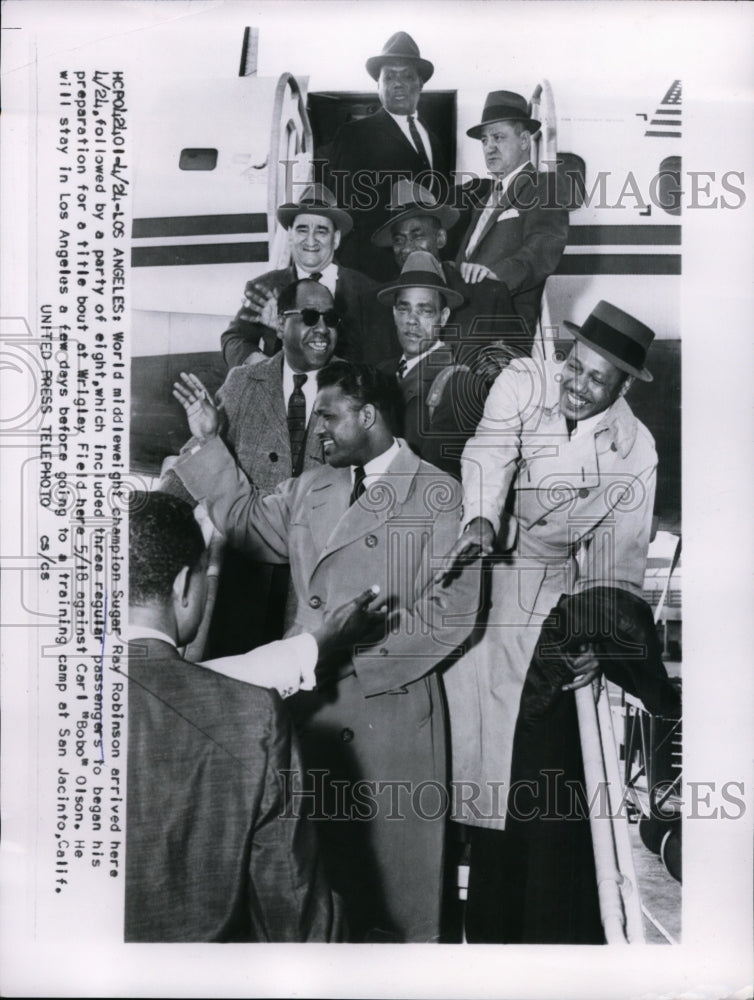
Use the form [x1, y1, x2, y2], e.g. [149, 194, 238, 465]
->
[376, 250, 464, 309]
[371, 179, 460, 247]
[563, 301, 655, 382]
[366, 32, 434, 83]
[466, 90, 541, 139]
[276, 184, 353, 236]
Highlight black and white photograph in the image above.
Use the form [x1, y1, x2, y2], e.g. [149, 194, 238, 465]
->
[1, 1, 752, 997]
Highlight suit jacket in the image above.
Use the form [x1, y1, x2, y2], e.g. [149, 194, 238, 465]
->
[161, 353, 327, 656]
[175, 438, 481, 941]
[220, 263, 396, 369]
[218, 353, 325, 488]
[124, 638, 341, 942]
[439, 262, 533, 364]
[322, 108, 452, 280]
[454, 166, 569, 340]
[381, 344, 485, 479]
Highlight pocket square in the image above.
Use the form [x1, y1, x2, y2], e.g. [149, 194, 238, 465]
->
[497, 208, 520, 221]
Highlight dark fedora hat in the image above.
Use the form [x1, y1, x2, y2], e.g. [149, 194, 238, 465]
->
[376, 250, 464, 308]
[366, 31, 434, 83]
[276, 184, 353, 236]
[466, 90, 541, 139]
[371, 179, 460, 247]
[563, 301, 654, 382]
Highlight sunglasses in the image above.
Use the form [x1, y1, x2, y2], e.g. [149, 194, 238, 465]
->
[282, 308, 340, 328]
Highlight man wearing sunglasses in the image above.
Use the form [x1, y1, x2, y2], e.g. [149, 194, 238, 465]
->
[162, 279, 342, 658]
[220, 185, 395, 370]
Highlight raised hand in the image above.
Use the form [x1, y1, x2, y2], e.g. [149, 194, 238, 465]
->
[239, 284, 279, 329]
[172, 372, 220, 443]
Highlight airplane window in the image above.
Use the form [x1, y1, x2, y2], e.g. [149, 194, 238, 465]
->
[656, 156, 681, 216]
[179, 148, 218, 171]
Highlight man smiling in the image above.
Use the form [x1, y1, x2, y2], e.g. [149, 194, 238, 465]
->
[439, 300, 658, 942]
[220, 185, 392, 368]
[172, 360, 481, 942]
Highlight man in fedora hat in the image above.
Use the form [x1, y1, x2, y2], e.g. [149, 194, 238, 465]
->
[454, 90, 569, 344]
[376, 250, 486, 479]
[220, 184, 395, 369]
[372, 179, 534, 369]
[319, 32, 452, 282]
[437, 301, 658, 943]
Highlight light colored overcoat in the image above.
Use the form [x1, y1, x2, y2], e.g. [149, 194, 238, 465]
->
[177, 438, 481, 941]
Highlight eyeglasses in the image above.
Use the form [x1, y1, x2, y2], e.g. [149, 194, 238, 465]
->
[282, 308, 340, 328]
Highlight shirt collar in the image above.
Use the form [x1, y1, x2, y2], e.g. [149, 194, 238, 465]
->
[386, 109, 420, 125]
[402, 339, 443, 376]
[351, 438, 401, 483]
[295, 260, 338, 295]
[494, 159, 531, 196]
[124, 623, 177, 647]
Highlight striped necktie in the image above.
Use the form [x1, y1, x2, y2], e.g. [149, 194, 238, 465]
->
[396, 356, 408, 379]
[287, 372, 308, 475]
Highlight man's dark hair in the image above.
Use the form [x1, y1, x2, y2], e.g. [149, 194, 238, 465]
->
[128, 491, 205, 605]
[316, 361, 403, 434]
[277, 278, 333, 316]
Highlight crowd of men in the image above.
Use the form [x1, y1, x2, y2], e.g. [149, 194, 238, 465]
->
[126, 31, 674, 944]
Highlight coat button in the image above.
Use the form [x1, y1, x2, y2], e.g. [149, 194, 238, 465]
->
[341, 728, 354, 743]
[537, 517, 548, 526]
[269, 451, 278, 462]
[379, 647, 389, 656]
[578, 487, 590, 498]
[309, 595, 322, 609]
[610, 442, 618, 452]
[365, 534, 378, 548]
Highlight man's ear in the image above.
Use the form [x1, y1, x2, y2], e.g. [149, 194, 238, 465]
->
[172, 565, 192, 608]
[439, 306, 451, 328]
[520, 130, 531, 153]
[360, 403, 377, 430]
[436, 227, 447, 251]
[333, 229, 342, 251]
[618, 375, 634, 398]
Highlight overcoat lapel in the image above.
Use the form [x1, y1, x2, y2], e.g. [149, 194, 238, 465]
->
[307, 443, 420, 574]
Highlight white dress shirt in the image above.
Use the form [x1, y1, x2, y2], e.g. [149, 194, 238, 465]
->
[400, 340, 443, 378]
[125, 623, 318, 698]
[386, 110, 433, 167]
[464, 160, 532, 259]
[350, 438, 401, 490]
[295, 260, 339, 296]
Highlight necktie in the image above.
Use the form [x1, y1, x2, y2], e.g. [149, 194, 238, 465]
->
[308, 271, 322, 282]
[464, 179, 502, 260]
[349, 465, 366, 506]
[396, 356, 408, 379]
[565, 417, 577, 438]
[407, 115, 431, 173]
[288, 372, 308, 475]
